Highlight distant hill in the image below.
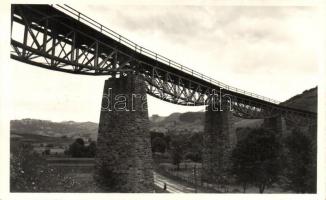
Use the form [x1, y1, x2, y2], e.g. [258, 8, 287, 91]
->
[149, 112, 205, 134]
[149, 87, 317, 134]
[10, 87, 317, 139]
[280, 87, 317, 113]
[10, 119, 98, 140]
[11, 132, 75, 146]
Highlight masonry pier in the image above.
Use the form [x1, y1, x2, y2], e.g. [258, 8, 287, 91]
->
[202, 103, 237, 184]
[263, 115, 286, 136]
[94, 74, 154, 192]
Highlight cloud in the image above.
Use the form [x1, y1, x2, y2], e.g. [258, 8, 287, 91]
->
[67, 4, 321, 99]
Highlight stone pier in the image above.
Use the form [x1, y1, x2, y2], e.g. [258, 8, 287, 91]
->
[263, 115, 286, 136]
[94, 74, 154, 192]
[202, 103, 237, 184]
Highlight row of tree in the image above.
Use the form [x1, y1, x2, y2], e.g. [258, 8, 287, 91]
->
[151, 128, 316, 193]
[231, 128, 316, 193]
[150, 131, 203, 169]
[65, 138, 96, 157]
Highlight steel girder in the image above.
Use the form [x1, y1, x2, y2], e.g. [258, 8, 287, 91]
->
[11, 5, 126, 75]
[10, 5, 317, 125]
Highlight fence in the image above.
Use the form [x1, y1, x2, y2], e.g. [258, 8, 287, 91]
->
[158, 164, 225, 193]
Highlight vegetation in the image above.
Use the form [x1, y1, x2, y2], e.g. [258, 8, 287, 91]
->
[151, 137, 167, 153]
[150, 131, 203, 169]
[170, 136, 184, 170]
[10, 142, 78, 192]
[231, 128, 281, 193]
[281, 87, 317, 113]
[65, 138, 96, 157]
[184, 133, 203, 162]
[179, 112, 204, 123]
[282, 128, 316, 193]
[150, 131, 170, 153]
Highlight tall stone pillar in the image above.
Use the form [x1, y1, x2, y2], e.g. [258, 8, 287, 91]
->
[202, 103, 236, 184]
[263, 115, 286, 136]
[94, 74, 154, 192]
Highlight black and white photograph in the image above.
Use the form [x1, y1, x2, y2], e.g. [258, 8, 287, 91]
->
[1, 0, 325, 199]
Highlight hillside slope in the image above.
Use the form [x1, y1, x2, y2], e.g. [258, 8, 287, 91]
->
[10, 119, 98, 140]
[149, 112, 205, 134]
[280, 87, 317, 113]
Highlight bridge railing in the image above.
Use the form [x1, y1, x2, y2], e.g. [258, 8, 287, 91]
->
[52, 4, 280, 105]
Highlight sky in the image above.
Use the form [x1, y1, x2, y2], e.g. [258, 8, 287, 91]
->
[9, 3, 322, 122]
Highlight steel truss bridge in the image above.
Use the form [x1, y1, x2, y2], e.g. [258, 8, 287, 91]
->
[10, 4, 317, 124]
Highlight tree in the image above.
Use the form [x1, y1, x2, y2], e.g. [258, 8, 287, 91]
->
[171, 148, 183, 170]
[151, 137, 167, 153]
[231, 137, 255, 192]
[283, 128, 316, 193]
[85, 141, 97, 157]
[66, 138, 97, 158]
[231, 128, 281, 193]
[184, 152, 201, 162]
[44, 149, 50, 155]
[164, 135, 171, 150]
[170, 136, 185, 170]
[186, 133, 203, 162]
[64, 138, 96, 158]
[150, 131, 164, 141]
[46, 143, 54, 148]
[67, 138, 85, 157]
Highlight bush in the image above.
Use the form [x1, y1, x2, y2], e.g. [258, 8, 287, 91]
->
[10, 142, 78, 192]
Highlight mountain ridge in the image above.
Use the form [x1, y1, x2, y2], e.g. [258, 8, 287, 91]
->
[10, 87, 317, 138]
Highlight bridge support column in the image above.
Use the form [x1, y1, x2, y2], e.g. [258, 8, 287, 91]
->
[94, 74, 154, 192]
[263, 115, 286, 136]
[202, 104, 236, 184]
